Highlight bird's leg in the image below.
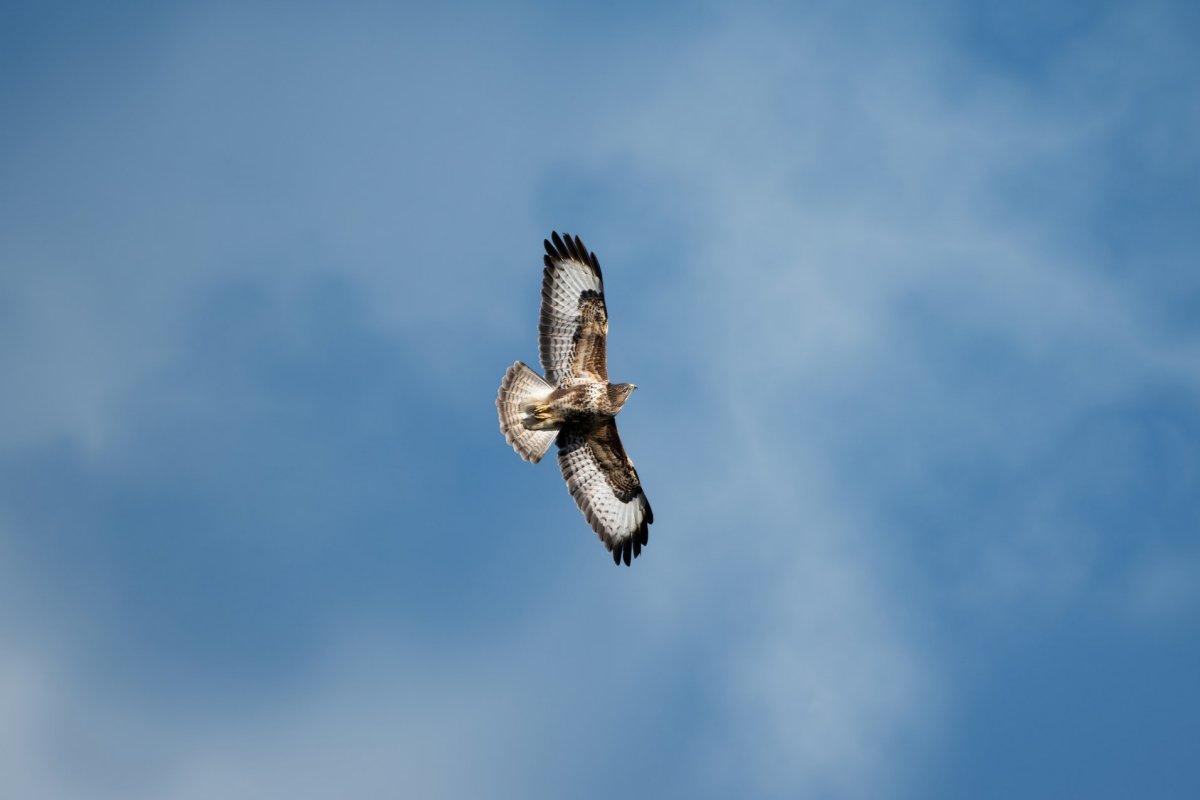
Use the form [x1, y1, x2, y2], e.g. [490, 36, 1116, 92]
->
[521, 401, 557, 430]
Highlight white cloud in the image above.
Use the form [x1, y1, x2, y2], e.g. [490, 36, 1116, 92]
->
[3, 3, 1198, 799]
[573, 3, 1200, 791]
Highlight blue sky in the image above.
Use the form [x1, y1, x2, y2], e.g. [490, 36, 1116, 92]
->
[2, 1, 1199, 797]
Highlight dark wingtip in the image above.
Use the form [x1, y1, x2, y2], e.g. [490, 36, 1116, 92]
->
[543, 231, 602, 279]
[550, 231, 567, 259]
[612, 545, 621, 566]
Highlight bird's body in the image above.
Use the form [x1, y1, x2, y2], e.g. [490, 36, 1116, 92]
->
[496, 232, 653, 566]
[524, 379, 635, 432]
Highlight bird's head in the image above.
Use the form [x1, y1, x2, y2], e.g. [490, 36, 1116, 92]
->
[609, 382, 637, 411]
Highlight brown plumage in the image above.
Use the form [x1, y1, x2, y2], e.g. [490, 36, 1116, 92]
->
[496, 232, 653, 566]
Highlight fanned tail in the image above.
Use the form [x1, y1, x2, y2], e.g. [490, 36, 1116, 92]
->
[497, 361, 557, 463]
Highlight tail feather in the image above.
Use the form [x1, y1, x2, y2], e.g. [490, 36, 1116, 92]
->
[497, 362, 557, 463]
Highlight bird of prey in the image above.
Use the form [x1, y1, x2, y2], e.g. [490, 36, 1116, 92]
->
[496, 232, 653, 566]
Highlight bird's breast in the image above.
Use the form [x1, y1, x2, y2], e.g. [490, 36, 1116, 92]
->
[548, 381, 611, 430]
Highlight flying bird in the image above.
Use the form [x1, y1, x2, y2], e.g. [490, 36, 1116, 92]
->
[496, 232, 653, 566]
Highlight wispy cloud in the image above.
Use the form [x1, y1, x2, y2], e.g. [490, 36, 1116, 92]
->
[1, 2, 1198, 798]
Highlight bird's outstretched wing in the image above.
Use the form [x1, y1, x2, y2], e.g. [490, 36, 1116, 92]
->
[557, 420, 653, 566]
[540, 231, 607, 385]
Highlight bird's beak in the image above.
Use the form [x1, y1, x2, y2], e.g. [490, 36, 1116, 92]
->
[630, 384, 638, 392]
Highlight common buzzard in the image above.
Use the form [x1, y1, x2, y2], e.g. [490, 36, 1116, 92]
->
[496, 232, 653, 566]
